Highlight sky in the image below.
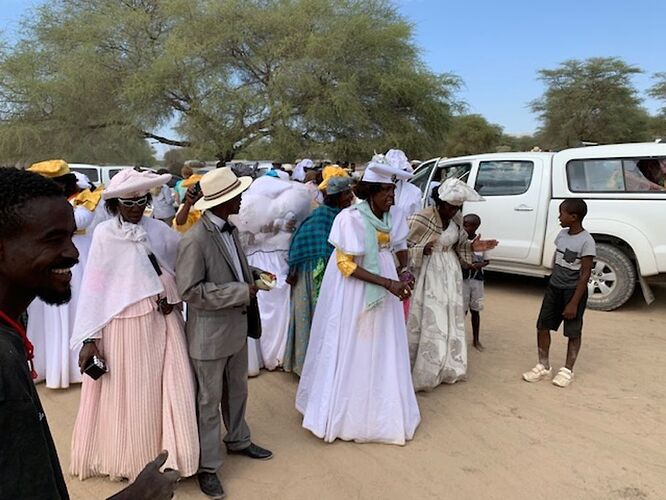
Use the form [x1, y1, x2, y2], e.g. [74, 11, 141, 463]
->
[0, 0, 664, 143]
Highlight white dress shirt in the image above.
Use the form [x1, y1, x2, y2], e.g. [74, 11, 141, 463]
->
[206, 211, 245, 281]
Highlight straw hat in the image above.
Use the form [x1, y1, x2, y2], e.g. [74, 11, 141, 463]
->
[102, 169, 171, 200]
[194, 167, 252, 211]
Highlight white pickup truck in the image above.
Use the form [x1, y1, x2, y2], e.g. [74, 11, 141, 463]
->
[410, 143, 666, 310]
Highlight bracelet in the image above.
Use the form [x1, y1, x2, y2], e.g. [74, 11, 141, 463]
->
[398, 266, 409, 275]
[82, 338, 97, 345]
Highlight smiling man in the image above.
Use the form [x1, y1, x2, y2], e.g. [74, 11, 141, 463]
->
[0, 167, 79, 498]
[0, 168, 179, 499]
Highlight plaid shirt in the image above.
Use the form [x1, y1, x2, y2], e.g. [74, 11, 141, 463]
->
[407, 206, 474, 269]
[288, 204, 341, 272]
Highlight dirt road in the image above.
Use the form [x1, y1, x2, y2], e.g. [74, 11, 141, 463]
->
[40, 275, 666, 500]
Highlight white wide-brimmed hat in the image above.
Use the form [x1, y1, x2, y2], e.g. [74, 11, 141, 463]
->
[194, 167, 252, 211]
[362, 153, 413, 184]
[103, 169, 171, 200]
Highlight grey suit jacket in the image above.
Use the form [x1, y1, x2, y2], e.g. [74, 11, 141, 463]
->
[176, 212, 261, 361]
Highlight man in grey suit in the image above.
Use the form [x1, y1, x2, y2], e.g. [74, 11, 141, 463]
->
[176, 167, 273, 499]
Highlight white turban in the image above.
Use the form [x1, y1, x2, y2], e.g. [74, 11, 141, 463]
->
[385, 149, 412, 173]
[292, 158, 314, 182]
[437, 178, 484, 206]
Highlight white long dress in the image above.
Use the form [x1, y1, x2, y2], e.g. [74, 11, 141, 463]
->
[408, 221, 467, 391]
[28, 204, 96, 388]
[247, 249, 291, 371]
[296, 207, 421, 445]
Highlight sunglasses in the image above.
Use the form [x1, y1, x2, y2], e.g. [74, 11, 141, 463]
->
[118, 196, 149, 208]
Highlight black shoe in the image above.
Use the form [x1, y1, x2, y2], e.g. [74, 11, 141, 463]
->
[227, 442, 273, 460]
[198, 472, 226, 499]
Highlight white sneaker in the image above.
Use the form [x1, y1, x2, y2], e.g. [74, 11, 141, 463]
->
[552, 367, 574, 388]
[522, 363, 552, 382]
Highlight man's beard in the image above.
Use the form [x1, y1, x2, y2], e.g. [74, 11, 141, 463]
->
[36, 287, 72, 306]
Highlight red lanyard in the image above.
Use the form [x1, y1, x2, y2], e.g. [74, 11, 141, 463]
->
[0, 310, 37, 379]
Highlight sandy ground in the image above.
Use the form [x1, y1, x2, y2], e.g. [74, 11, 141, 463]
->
[40, 274, 666, 500]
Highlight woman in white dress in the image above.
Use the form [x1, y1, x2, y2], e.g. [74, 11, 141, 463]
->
[233, 173, 313, 374]
[296, 155, 421, 445]
[407, 179, 497, 391]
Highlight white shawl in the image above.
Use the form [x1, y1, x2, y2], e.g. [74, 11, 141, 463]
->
[70, 216, 181, 348]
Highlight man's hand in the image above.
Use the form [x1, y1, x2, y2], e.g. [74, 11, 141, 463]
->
[471, 235, 499, 252]
[249, 284, 260, 299]
[562, 302, 578, 320]
[184, 186, 200, 206]
[423, 241, 436, 256]
[111, 451, 179, 500]
[78, 342, 101, 373]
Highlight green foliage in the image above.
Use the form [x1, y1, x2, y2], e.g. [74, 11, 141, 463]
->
[0, 0, 459, 163]
[498, 133, 541, 152]
[163, 148, 186, 175]
[649, 72, 666, 117]
[444, 114, 503, 157]
[531, 57, 651, 149]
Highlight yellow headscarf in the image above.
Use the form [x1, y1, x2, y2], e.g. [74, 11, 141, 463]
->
[318, 165, 349, 192]
[28, 159, 70, 178]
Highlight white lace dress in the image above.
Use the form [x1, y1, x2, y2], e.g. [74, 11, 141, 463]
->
[407, 220, 467, 391]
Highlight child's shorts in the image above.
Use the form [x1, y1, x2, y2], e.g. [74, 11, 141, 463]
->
[463, 279, 484, 313]
[536, 285, 587, 338]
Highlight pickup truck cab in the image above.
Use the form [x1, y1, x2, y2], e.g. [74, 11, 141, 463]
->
[410, 143, 666, 310]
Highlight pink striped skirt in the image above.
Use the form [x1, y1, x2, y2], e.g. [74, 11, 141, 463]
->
[70, 299, 199, 481]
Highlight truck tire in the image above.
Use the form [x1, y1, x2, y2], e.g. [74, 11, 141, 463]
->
[587, 243, 636, 311]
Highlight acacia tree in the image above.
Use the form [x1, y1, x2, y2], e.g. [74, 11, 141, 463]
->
[443, 114, 503, 156]
[0, 0, 459, 163]
[531, 57, 651, 149]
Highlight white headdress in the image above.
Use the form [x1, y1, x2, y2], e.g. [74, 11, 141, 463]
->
[362, 153, 413, 184]
[292, 158, 314, 182]
[385, 149, 413, 173]
[437, 178, 484, 206]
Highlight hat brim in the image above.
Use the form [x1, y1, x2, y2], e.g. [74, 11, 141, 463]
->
[194, 176, 252, 211]
[103, 173, 171, 200]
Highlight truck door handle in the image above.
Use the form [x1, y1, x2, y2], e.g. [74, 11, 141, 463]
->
[514, 205, 534, 212]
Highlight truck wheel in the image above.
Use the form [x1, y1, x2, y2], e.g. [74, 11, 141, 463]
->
[587, 243, 636, 311]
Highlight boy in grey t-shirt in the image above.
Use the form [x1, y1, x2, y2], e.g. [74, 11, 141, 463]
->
[523, 199, 595, 388]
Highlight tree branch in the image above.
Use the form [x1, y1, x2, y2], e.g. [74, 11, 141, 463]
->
[140, 130, 191, 147]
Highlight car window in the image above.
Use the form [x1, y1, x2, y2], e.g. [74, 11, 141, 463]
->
[475, 161, 534, 196]
[410, 160, 436, 193]
[109, 169, 124, 179]
[436, 163, 471, 183]
[567, 158, 666, 193]
[70, 167, 99, 183]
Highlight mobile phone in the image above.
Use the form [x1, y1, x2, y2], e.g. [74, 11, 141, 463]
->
[83, 355, 108, 380]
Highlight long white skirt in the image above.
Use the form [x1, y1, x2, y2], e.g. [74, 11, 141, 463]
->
[247, 250, 291, 371]
[296, 249, 421, 445]
[28, 233, 91, 388]
[408, 226, 467, 391]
